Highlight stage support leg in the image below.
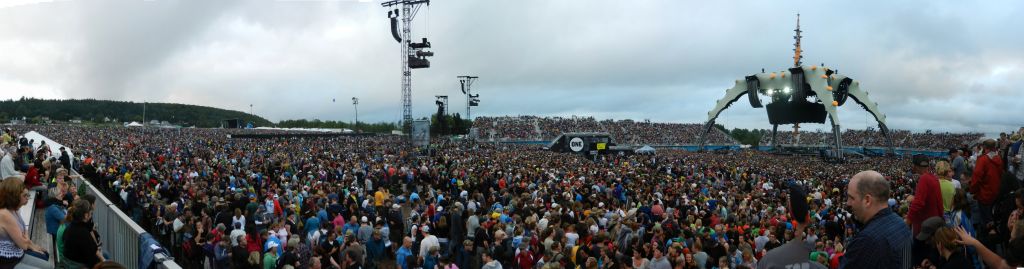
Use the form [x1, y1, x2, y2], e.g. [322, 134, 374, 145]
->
[831, 121, 843, 160]
[770, 124, 778, 149]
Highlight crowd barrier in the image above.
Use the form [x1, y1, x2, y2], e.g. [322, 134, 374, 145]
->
[24, 131, 181, 269]
[77, 176, 181, 269]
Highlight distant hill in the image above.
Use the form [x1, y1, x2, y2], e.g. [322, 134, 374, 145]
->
[0, 98, 272, 127]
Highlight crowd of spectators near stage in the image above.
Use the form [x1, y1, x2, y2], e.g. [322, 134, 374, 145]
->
[473, 116, 735, 145]
[473, 116, 982, 151]
[0, 124, 1020, 269]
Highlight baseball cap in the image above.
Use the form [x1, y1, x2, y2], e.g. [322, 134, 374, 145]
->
[912, 154, 929, 167]
[916, 216, 946, 241]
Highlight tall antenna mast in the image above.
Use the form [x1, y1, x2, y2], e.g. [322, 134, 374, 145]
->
[793, 13, 803, 67]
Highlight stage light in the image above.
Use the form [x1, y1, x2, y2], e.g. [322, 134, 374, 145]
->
[783, 87, 791, 94]
[766, 89, 775, 95]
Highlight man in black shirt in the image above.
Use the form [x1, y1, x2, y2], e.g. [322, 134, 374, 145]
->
[231, 236, 249, 268]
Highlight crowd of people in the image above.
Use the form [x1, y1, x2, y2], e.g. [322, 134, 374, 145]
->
[472, 116, 736, 145]
[0, 127, 132, 269]
[756, 129, 983, 150]
[472, 116, 982, 150]
[0, 124, 1021, 269]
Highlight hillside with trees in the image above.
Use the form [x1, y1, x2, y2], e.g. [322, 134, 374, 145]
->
[0, 97, 272, 127]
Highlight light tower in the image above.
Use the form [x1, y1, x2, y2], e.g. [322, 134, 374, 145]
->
[382, 0, 433, 135]
[458, 76, 479, 119]
[352, 97, 359, 131]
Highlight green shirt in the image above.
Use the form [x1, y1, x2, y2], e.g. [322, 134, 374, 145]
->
[938, 178, 955, 212]
[56, 223, 68, 262]
[263, 253, 277, 269]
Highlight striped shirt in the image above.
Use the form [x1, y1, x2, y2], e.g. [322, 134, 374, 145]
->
[0, 209, 26, 258]
[840, 208, 911, 269]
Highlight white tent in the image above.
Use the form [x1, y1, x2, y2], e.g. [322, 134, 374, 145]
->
[125, 122, 143, 127]
[635, 145, 656, 154]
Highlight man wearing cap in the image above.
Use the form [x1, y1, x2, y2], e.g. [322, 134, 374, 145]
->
[757, 183, 827, 269]
[841, 170, 911, 269]
[358, 216, 373, 244]
[971, 139, 1004, 233]
[906, 154, 944, 236]
[419, 225, 440, 258]
[263, 241, 279, 269]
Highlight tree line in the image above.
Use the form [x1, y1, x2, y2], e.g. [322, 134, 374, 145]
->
[715, 124, 769, 147]
[0, 98, 273, 127]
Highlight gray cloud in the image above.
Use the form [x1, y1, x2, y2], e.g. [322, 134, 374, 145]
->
[65, 0, 238, 99]
[0, 0, 1021, 135]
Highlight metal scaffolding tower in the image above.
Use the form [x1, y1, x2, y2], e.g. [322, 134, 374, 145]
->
[458, 76, 479, 119]
[382, 0, 432, 134]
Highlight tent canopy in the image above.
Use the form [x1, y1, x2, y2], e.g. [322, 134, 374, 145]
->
[635, 145, 656, 154]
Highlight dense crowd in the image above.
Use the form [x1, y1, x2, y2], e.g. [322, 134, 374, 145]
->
[472, 116, 736, 145]
[755, 129, 982, 150]
[0, 124, 1021, 269]
[473, 116, 982, 150]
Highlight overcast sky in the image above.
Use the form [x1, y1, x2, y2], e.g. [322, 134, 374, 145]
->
[0, 0, 1021, 134]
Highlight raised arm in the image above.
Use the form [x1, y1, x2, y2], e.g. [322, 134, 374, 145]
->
[953, 226, 1010, 269]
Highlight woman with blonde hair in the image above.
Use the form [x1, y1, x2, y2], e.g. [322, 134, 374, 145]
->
[246, 251, 261, 269]
[934, 160, 956, 213]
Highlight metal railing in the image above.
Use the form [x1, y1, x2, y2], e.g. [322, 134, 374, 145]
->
[73, 174, 182, 269]
[23, 131, 181, 269]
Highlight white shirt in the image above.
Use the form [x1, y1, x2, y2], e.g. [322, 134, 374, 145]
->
[419, 235, 440, 257]
[233, 215, 246, 231]
[565, 232, 579, 247]
[276, 227, 288, 242]
[230, 229, 246, 246]
[0, 153, 19, 179]
[173, 218, 185, 233]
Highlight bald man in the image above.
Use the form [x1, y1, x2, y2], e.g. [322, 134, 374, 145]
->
[840, 171, 911, 269]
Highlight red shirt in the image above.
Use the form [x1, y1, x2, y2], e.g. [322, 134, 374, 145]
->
[971, 152, 1004, 205]
[24, 167, 42, 188]
[246, 234, 262, 253]
[516, 249, 535, 269]
[907, 172, 943, 235]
